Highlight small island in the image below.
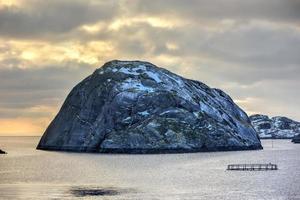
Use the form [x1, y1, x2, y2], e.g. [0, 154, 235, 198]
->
[0, 149, 6, 154]
[292, 134, 300, 143]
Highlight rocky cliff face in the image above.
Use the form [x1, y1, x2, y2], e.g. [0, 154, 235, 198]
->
[250, 114, 300, 139]
[37, 60, 262, 153]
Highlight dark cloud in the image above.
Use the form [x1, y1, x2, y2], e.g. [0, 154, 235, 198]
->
[130, 0, 300, 23]
[96, 20, 300, 84]
[0, 0, 118, 38]
[0, 63, 94, 113]
[118, 21, 300, 69]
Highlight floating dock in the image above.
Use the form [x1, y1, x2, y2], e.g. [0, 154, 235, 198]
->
[227, 163, 278, 171]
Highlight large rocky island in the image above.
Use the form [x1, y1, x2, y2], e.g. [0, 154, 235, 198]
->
[37, 60, 262, 153]
[250, 114, 300, 139]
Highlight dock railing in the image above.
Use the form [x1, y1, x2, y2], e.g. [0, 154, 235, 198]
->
[227, 163, 278, 171]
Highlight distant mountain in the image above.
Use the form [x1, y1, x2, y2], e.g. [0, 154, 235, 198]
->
[37, 60, 262, 153]
[250, 114, 300, 139]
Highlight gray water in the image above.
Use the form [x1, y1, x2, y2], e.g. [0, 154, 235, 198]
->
[0, 137, 299, 200]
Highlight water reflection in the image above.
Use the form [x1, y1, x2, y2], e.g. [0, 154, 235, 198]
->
[0, 184, 135, 199]
[70, 186, 134, 197]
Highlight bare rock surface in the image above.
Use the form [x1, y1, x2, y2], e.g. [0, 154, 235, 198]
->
[37, 60, 262, 153]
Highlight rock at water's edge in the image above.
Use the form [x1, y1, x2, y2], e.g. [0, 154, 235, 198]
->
[292, 134, 300, 143]
[0, 149, 6, 154]
[37, 60, 262, 153]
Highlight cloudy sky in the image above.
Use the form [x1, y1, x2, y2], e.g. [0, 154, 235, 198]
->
[0, 0, 299, 135]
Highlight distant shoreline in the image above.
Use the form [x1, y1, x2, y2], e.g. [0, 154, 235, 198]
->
[0, 136, 294, 140]
[0, 136, 41, 137]
[260, 138, 293, 140]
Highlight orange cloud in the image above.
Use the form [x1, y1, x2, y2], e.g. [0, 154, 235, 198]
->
[0, 117, 50, 136]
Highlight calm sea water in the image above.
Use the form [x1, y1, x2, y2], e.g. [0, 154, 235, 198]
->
[0, 137, 299, 200]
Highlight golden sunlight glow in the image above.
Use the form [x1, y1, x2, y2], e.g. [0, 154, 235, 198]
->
[145, 17, 178, 28]
[0, 0, 20, 7]
[0, 118, 46, 136]
[64, 47, 81, 60]
[0, 105, 58, 136]
[109, 16, 182, 30]
[1, 40, 116, 67]
[21, 51, 38, 61]
[166, 42, 179, 51]
[80, 23, 105, 34]
[153, 54, 181, 66]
